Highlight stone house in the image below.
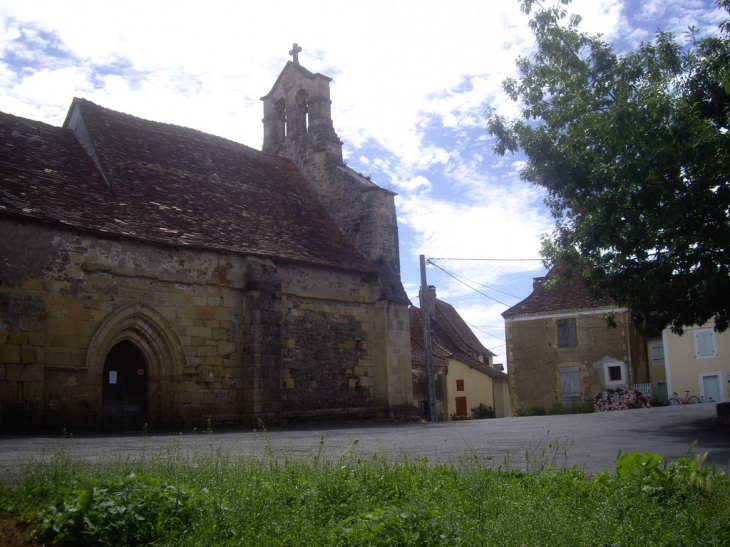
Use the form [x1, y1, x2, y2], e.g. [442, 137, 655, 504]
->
[502, 268, 648, 411]
[411, 287, 510, 420]
[0, 53, 413, 430]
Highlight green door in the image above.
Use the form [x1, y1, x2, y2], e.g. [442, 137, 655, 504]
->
[702, 375, 721, 403]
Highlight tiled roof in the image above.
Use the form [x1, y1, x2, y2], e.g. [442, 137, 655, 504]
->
[410, 306, 507, 379]
[0, 100, 373, 272]
[409, 306, 450, 368]
[435, 299, 494, 357]
[502, 266, 618, 319]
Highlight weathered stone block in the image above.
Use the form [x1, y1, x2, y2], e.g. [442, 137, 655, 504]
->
[8, 331, 29, 345]
[21, 346, 38, 364]
[359, 376, 375, 388]
[18, 316, 43, 332]
[6, 363, 30, 382]
[0, 345, 20, 364]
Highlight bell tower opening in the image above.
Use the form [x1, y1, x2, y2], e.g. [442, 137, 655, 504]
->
[293, 89, 309, 137]
[260, 43, 342, 162]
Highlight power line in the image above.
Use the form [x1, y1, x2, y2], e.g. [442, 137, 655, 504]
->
[427, 263, 525, 300]
[429, 257, 542, 262]
[427, 261, 512, 307]
[464, 321, 504, 341]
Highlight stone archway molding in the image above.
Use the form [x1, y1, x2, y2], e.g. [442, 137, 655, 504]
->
[86, 301, 187, 428]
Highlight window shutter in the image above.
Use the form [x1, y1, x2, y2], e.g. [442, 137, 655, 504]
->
[557, 319, 577, 347]
[696, 331, 716, 357]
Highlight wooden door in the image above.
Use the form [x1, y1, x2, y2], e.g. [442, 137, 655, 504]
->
[455, 396, 467, 417]
[560, 366, 581, 406]
[102, 340, 148, 430]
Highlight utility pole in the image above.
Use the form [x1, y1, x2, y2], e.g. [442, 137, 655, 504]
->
[419, 255, 437, 422]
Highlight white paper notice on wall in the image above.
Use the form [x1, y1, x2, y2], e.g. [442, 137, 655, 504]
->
[109, 371, 117, 384]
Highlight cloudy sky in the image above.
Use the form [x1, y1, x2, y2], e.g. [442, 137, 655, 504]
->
[1, 0, 725, 366]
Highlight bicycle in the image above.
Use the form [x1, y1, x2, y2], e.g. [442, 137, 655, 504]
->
[668, 391, 701, 405]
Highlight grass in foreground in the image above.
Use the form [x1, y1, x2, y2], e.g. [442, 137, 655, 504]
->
[1, 436, 728, 546]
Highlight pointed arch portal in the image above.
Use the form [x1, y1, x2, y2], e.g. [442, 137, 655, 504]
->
[102, 340, 147, 430]
[86, 301, 187, 430]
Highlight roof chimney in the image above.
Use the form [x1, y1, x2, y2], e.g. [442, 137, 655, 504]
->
[532, 277, 545, 292]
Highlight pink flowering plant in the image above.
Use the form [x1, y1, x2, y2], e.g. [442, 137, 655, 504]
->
[594, 386, 652, 412]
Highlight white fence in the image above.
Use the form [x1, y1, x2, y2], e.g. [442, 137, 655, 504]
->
[633, 383, 652, 396]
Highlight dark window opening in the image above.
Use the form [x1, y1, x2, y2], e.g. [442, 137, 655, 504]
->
[608, 365, 622, 382]
[456, 379, 465, 391]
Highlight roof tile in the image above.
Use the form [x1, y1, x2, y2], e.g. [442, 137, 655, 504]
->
[0, 100, 373, 272]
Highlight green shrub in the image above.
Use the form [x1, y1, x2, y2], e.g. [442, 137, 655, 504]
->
[37, 473, 210, 546]
[616, 446, 719, 497]
[546, 400, 595, 415]
[471, 403, 496, 419]
[512, 405, 546, 417]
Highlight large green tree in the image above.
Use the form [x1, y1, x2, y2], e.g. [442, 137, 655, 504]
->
[488, 0, 730, 334]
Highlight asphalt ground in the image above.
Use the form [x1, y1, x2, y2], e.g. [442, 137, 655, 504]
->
[1, 404, 728, 484]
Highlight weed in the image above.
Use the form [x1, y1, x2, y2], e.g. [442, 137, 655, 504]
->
[37, 472, 212, 546]
[335, 502, 461, 546]
[2, 438, 728, 546]
[616, 441, 723, 498]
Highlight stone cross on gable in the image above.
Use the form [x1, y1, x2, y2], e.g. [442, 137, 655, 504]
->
[289, 43, 302, 64]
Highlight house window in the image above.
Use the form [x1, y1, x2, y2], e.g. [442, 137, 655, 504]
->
[695, 329, 717, 358]
[650, 344, 665, 366]
[557, 319, 578, 347]
[456, 379, 465, 391]
[608, 365, 622, 382]
[599, 357, 628, 388]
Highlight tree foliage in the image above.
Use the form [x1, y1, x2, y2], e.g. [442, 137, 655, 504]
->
[488, 0, 730, 334]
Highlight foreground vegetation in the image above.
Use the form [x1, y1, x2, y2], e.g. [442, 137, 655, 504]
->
[1, 436, 729, 546]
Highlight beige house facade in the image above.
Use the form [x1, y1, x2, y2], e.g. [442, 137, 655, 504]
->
[663, 323, 729, 404]
[646, 337, 669, 403]
[0, 53, 413, 430]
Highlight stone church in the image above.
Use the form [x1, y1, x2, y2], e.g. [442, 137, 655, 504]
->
[0, 47, 413, 430]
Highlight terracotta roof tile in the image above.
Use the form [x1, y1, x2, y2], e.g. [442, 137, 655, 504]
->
[435, 299, 494, 357]
[410, 305, 507, 379]
[0, 101, 373, 272]
[502, 266, 618, 318]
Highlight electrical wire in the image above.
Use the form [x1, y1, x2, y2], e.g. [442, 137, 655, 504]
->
[427, 263, 525, 300]
[429, 257, 542, 262]
[427, 260, 512, 307]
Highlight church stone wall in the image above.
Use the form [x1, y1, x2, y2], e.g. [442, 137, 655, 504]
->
[0, 219, 405, 430]
[281, 138, 407, 304]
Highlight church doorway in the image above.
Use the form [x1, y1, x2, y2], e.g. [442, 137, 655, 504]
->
[101, 340, 148, 430]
